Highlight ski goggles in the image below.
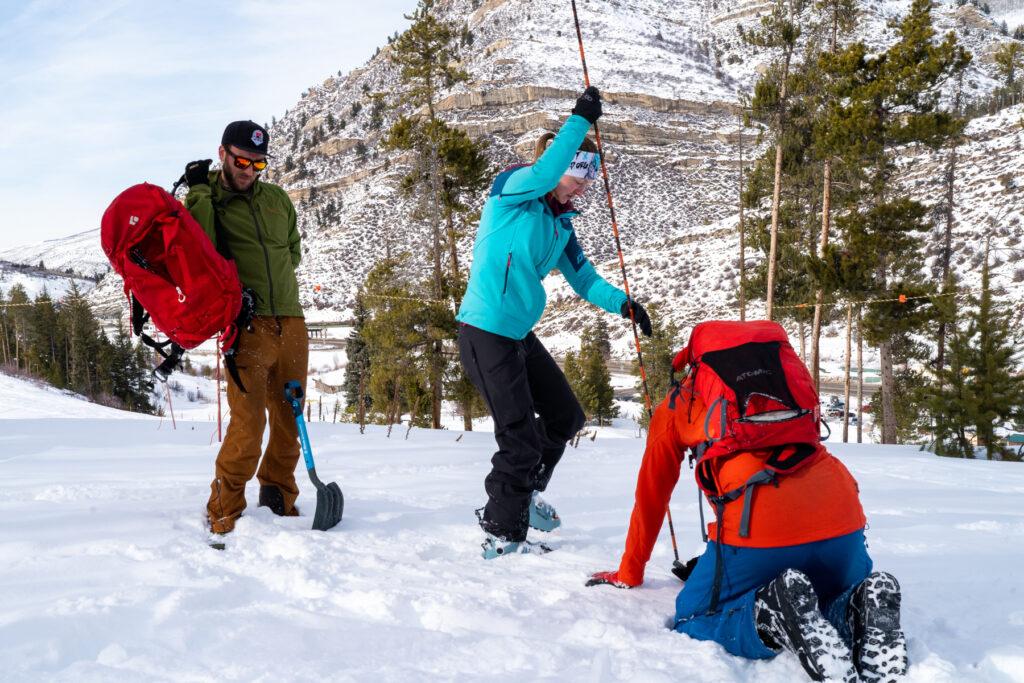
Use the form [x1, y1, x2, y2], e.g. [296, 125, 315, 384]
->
[566, 151, 600, 180]
[227, 150, 268, 172]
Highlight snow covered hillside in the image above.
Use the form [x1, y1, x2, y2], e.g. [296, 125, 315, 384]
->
[0, 260, 98, 301]
[29, 0, 1009, 355]
[1, 374, 1022, 682]
[0, 371, 147, 420]
[0, 228, 107, 302]
[0, 228, 108, 280]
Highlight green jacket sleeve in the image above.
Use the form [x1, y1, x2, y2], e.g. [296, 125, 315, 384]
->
[557, 231, 627, 315]
[184, 183, 217, 248]
[286, 197, 301, 267]
[497, 115, 591, 203]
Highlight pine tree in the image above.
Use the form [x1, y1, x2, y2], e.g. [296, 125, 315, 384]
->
[632, 304, 680, 429]
[810, 0, 859, 389]
[968, 239, 1024, 459]
[6, 284, 31, 372]
[0, 289, 11, 366]
[581, 344, 617, 426]
[571, 321, 619, 426]
[993, 42, 1024, 88]
[343, 291, 372, 416]
[105, 324, 155, 413]
[58, 282, 104, 396]
[742, 0, 808, 319]
[361, 256, 435, 429]
[935, 70, 967, 377]
[581, 315, 612, 362]
[383, 0, 477, 429]
[564, 350, 583, 394]
[927, 292, 975, 457]
[28, 289, 61, 385]
[816, 0, 969, 442]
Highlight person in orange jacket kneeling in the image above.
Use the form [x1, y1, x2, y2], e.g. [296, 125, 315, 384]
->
[587, 321, 908, 683]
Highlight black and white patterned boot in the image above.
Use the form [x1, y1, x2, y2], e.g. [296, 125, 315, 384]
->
[848, 572, 908, 682]
[755, 569, 857, 682]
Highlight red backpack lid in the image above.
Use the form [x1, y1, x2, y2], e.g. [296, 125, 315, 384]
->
[687, 320, 791, 360]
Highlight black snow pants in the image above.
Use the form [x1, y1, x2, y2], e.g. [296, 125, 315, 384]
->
[458, 324, 586, 541]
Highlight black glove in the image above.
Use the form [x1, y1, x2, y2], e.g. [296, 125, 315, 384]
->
[572, 85, 602, 124]
[620, 298, 652, 337]
[671, 557, 699, 583]
[585, 570, 634, 589]
[184, 159, 212, 187]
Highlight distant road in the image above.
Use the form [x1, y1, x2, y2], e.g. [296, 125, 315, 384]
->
[594, 359, 881, 400]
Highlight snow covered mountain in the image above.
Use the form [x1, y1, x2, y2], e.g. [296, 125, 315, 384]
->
[0, 229, 106, 301]
[1, 370, 1023, 681]
[0, 260, 99, 301]
[0, 228, 108, 280]
[8, 0, 1021, 358]
[241, 0, 1024, 357]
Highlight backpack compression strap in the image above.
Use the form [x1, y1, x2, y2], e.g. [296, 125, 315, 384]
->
[217, 287, 257, 394]
[701, 442, 818, 614]
[130, 294, 184, 382]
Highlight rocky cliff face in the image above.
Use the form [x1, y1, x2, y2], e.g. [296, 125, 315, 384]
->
[70, 0, 1023, 355]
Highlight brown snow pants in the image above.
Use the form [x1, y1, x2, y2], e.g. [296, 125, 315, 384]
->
[207, 316, 309, 534]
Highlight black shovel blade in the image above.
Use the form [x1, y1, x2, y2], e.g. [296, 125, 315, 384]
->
[312, 480, 344, 531]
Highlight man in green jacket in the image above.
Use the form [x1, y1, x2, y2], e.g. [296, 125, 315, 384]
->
[184, 120, 308, 535]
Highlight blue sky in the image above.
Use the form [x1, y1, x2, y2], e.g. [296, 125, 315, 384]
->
[0, 0, 417, 250]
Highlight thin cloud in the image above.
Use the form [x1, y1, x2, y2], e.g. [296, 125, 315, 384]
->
[0, 0, 416, 250]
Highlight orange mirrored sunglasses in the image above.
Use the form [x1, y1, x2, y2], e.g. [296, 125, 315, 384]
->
[227, 150, 268, 172]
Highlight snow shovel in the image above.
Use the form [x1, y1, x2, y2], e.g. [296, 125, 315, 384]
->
[284, 380, 344, 531]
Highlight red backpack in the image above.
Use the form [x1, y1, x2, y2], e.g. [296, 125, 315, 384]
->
[672, 320, 824, 532]
[670, 320, 824, 611]
[100, 182, 251, 388]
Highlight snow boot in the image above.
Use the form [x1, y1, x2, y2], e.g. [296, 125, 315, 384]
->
[258, 485, 287, 516]
[529, 491, 561, 532]
[258, 485, 299, 517]
[847, 572, 908, 682]
[755, 569, 857, 682]
[481, 533, 552, 560]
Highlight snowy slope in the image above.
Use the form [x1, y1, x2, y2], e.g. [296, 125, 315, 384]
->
[0, 371, 147, 420]
[0, 260, 98, 301]
[0, 228, 108, 279]
[1, 374, 1022, 682]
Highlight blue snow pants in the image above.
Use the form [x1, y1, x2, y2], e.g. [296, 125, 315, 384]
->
[673, 529, 872, 659]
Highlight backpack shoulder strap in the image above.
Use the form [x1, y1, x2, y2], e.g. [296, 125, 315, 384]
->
[211, 198, 236, 262]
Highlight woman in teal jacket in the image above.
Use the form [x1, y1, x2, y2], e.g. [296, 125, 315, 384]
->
[457, 86, 652, 558]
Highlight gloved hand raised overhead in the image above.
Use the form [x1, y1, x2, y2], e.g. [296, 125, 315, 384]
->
[572, 85, 602, 124]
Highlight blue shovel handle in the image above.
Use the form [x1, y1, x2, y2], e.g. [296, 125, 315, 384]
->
[284, 380, 316, 473]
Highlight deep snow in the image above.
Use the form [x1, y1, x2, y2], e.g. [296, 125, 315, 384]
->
[1, 375, 1023, 682]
